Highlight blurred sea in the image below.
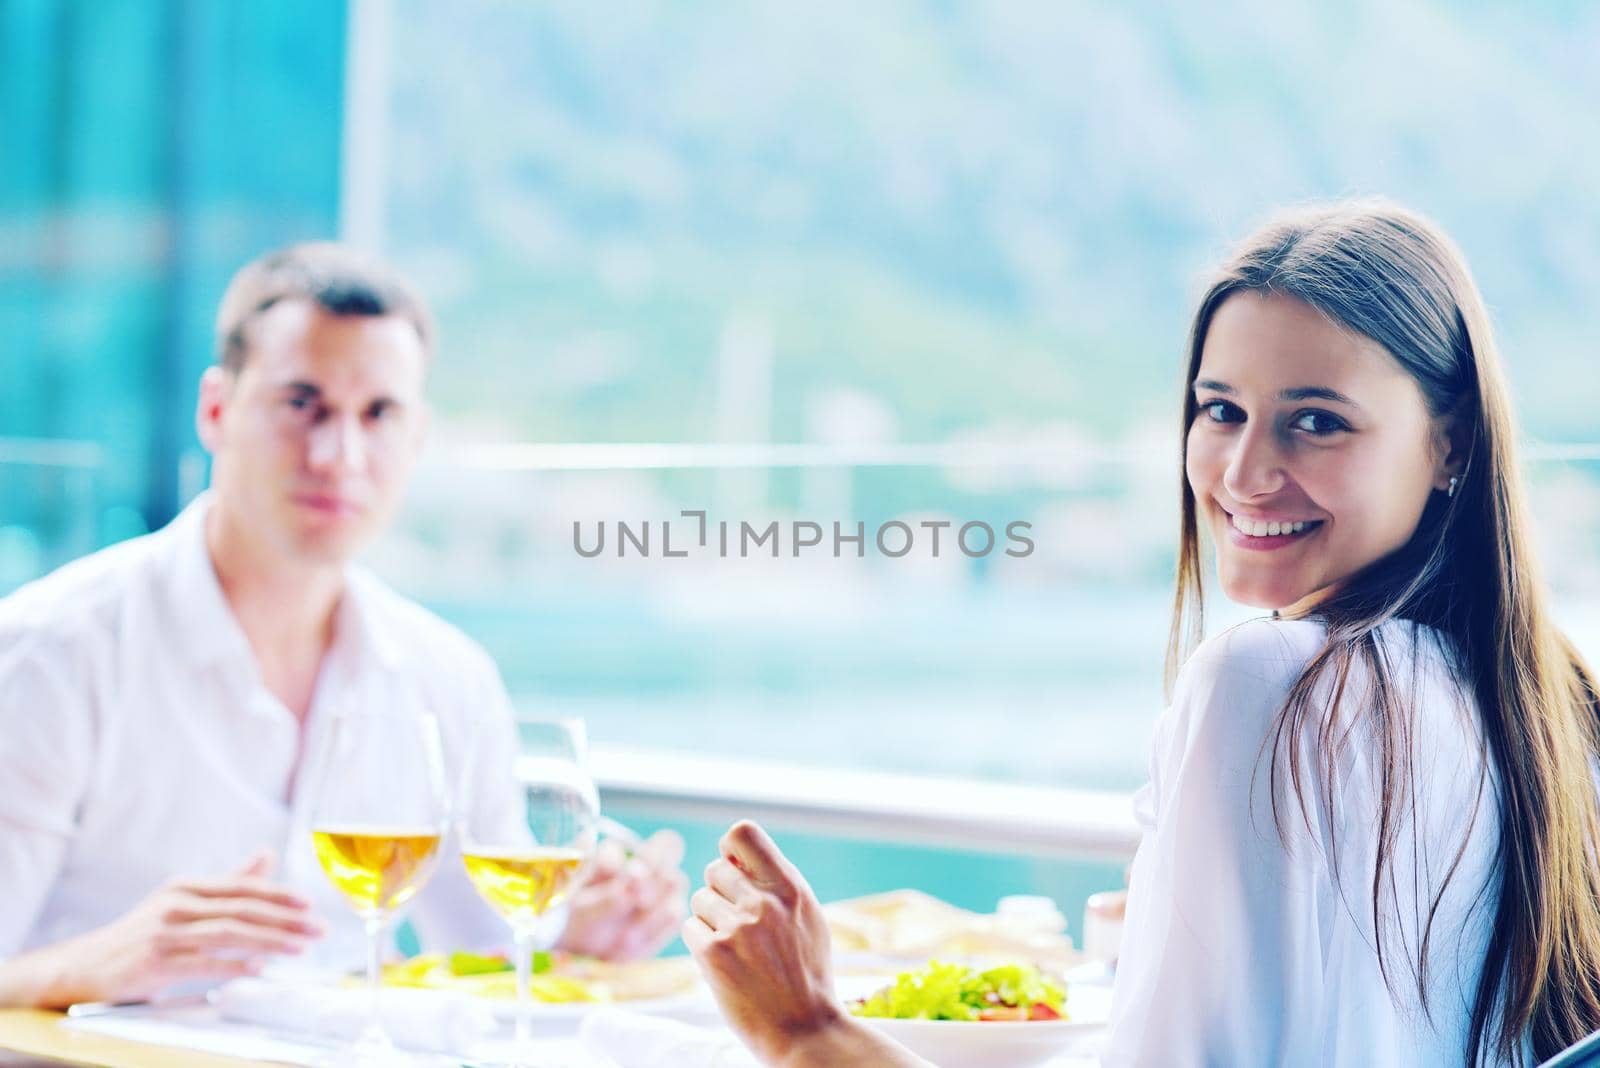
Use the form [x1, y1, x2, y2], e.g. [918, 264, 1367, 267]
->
[432, 587, 1600, 796]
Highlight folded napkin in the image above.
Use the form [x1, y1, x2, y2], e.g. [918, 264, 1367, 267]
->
[212, 977, 495, 1054]
[580, 1008, 761, 1067]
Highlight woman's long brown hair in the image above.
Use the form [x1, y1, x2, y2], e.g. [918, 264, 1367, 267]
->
[1166, 200, 1600, 1065]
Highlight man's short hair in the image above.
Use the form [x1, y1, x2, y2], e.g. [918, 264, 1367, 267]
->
[214, 242, 435, 372]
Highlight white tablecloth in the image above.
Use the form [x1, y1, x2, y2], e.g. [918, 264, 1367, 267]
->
[65, 998, 1104, 1067]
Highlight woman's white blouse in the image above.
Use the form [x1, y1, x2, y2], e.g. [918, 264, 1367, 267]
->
[1102, 618, 1530, 1067]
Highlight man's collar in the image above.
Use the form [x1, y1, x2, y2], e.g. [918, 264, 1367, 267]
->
[166, 493, 403, 675]
[166, 493, 258, 669]
[334, 568, 405, 673]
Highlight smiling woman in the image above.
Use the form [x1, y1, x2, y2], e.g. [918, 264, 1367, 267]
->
[682, 200, 1600, 1068]
[1157, 201, 1600, 1066]
[1184, 290, 1460, 614]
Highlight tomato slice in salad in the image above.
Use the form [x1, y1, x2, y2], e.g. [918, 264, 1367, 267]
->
[975, 1001, 1064, 1021]
[977, 1005, 1030, 1021]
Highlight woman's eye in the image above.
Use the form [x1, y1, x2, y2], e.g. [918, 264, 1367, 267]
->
[1200, 400, 1243, 424]
[1290, 409, 1349, 436]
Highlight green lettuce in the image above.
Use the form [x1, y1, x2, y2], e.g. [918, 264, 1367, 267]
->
[849, 960, 1066, 1021]
[447, 949, 553, 976]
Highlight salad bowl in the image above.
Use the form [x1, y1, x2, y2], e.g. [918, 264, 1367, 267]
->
[860, 1014, 1098, 1068]
[837, 964, 1110, 1068]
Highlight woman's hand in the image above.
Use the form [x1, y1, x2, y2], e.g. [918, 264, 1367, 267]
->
[681, 818, 844, 1061]
[560, 830, 690, 961]
[684, 821, 933, 1067]
[682, 820, 844, 1064]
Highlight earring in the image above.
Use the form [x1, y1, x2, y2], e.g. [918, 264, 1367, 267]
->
[1447, 476, 1459, 498]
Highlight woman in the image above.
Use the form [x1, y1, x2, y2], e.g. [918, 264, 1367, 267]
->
[682, 200, 1600, 1067]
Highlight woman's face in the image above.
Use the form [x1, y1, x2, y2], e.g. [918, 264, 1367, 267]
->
[1185, 290, 1455, 613]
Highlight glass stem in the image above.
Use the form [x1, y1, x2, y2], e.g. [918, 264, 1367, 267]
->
[514, 924, 535, 1050]
[361, 913, 389, 1048]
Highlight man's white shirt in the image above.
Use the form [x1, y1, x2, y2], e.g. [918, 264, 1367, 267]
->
[0, 493, 540, 971]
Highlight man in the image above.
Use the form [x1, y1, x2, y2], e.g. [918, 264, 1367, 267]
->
[0, 244, 688, 1008]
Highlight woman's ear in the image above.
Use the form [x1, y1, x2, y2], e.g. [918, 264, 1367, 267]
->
[1429, 409, 1471, 492]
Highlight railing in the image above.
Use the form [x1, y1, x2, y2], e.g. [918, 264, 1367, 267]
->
[426, 438, 1600, 472]
[427, 440, 1158, 470]
[0, 437, 103, 470]
[592, 743, 1142, 862]
[0, 438, 105, 585]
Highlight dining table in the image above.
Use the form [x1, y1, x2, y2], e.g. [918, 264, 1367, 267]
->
[0, 1007, 601, 1067]
[0, 1008, 274, 1066]
[1, 1004, 1110, 1068]
[0, 887, 1107, 1067]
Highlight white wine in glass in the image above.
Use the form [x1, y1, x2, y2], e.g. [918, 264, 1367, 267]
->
[461, 846, 586, 926]
[311, 826, 443, 914]
[459, 716, 599, 1064]
[308, 710, 448, 1063]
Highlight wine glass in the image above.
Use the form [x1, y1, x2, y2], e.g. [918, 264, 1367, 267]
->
[308, 709, 449, 1063]
[458, 716, 600, 1063]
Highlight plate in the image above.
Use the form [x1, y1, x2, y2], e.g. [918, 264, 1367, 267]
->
[385, 954, 718, 1026]
[838, 976, 1110, 1068]
[476, 985, 716, 1024]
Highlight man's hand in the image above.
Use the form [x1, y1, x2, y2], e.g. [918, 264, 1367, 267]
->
[558, 830, 689, 961]
[4, 850, 325, 1009]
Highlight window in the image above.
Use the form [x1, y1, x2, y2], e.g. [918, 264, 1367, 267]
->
[372, 3, 1600, 791]
[6, 1, 1599, 793]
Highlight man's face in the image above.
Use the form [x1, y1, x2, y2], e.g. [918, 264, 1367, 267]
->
[198, 299, 428, 568]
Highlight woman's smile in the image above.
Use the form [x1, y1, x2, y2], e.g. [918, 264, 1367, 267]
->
[1218, 506, 1326, 551]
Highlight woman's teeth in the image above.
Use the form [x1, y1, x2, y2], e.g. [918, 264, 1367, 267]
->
[1230, 513, 1320, 538]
